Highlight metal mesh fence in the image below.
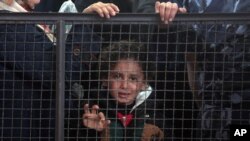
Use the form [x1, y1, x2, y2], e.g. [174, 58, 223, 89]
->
[0, 13, 250, 141]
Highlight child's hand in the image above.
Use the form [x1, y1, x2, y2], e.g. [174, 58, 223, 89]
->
[82, 2, 120, 18]
[82, 104, 111, 132]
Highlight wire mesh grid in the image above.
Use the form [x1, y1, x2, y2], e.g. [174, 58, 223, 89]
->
[0, 13, 250, 141]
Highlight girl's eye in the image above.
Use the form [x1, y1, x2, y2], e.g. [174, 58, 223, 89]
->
[113, 73, 121, 79]
[130, 76, 138, 81]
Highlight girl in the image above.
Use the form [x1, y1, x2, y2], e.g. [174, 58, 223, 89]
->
[82, 41, 167, 141]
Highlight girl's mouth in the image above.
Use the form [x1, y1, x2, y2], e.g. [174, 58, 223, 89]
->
[118, 92, 129, 98]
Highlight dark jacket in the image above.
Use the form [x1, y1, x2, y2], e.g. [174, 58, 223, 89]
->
[0, 9, 101, 140]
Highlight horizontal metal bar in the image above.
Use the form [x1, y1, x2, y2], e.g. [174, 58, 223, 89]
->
[0, 13, 250, 24]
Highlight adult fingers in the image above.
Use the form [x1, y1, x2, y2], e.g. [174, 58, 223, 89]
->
[159, 2, 171, 23]
[155, 1, 161, 13]
[108, 3, 119, 13]
[105, 4, 119, 17]
[100, 6, 111, 18]
[101, 3, 119, 18]
[91, 3, 105, 17]
[84, 2, 119, 18]
[163, 2, 178, 24]
[168, 3, 178, 22]
[82, 2, 105, 17]
[157, 2, 179, 24]
[179, 7, 187, 13]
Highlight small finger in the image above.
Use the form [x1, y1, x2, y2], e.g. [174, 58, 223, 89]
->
[83, 104, 90, 114]
[98, 112, 106, 121]
[104, 120, 111, 128]
[91, 105, 99, 114]
[99, 112, 111, 127]
[94, 7, 105, 17]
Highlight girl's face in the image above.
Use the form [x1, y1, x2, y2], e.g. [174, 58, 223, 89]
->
[107, 59, 146, 105]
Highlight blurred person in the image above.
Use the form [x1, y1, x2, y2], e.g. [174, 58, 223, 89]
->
[17, 0, 53, 34]
[148, 0, 250, 140]
[0, 0, 101, 139]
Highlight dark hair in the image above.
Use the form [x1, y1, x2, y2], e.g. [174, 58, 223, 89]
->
[98, 40, 156, 82]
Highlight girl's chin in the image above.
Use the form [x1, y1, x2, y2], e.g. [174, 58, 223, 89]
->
[117, 99, 133, 105]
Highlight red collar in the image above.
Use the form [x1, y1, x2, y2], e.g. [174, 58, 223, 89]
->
[117, 112, 133, 127]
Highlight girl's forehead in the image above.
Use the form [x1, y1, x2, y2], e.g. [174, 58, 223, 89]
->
[113, 59, 141, 69]
[111, 60, 144, 76]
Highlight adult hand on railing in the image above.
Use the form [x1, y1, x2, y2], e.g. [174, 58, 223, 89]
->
[83, 104, 111, 132]
[82, 2, 119, 19]
[155, 1, 187, 24]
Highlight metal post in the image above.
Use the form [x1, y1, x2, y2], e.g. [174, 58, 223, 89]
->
[55, 20, 65, 141]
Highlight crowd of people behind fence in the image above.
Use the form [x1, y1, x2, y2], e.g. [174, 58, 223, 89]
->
[0, 0, 250, 140]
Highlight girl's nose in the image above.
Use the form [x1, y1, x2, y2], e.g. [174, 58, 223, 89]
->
[120, 80, 128, 89]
